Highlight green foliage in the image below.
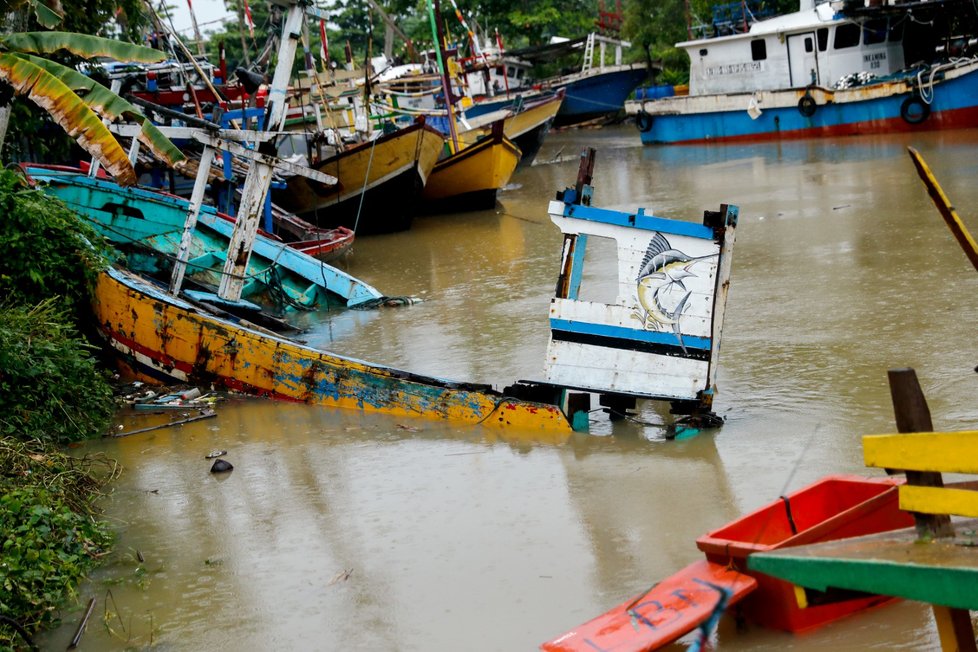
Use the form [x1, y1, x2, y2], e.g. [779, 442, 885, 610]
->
[0, 300, 115, 445]
[0, 168, 116, 445]
[0, 168, 114, 320]
[0, 438, 117, 644]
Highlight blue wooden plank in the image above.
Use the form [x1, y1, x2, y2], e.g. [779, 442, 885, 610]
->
[550, 317, 712, 351]
[559, 203, 716, 240]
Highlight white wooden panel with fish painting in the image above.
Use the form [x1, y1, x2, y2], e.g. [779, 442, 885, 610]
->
[545, 200, 737, 402]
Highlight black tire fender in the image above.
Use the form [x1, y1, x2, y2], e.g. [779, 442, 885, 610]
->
[798, 94, 817, 117]
[900, 95, 931, 124]
[636, 111, 653, 132]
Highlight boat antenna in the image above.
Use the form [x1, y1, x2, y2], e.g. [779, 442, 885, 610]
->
[185, 0, 206, 56]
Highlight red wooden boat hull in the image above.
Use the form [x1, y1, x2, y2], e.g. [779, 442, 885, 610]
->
[541, 475, 915, 650]
[541, 561, 756, 652]
[696, 474, 914, 632]
[289, 226, 354, 262]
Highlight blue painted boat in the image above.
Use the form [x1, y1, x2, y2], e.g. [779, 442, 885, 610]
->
[624, 1, 978, 144]
[630, 60, 978, 144]
[24, 166, 387, 318]
[463, 34, 650, 125]
[549, 64, 649, 125]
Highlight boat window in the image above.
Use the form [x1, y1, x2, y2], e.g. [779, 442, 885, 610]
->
[804, 37, 813, 53]
[699, 48, 708, 56]
[862, 19, 887, 45]
[888, 18, 904, 42]
[833, 23, 860, 49]
[577, 235, 620, 304]
[816, 28, 828, 51]
[751, 39, 767, 61]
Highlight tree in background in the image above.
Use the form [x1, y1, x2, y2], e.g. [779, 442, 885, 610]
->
[622, 0, 797, 84]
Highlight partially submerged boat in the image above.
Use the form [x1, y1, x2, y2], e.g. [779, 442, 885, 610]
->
[25, 166, 385, 317]
[71, 147, 738, 433]
[624, 0, 978, 144]
[541, 475, 916, 651]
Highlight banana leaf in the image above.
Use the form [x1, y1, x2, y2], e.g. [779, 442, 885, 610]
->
[0, 52, 136, 185]
[25, 0, 65, 29]
[0, 32, 165, 64]
[27, 55, 186, 169]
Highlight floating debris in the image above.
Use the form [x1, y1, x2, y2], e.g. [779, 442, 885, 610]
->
[328, 569, 354, 585]
[210, 459, 233, 473]
[111, 409, 217, 438]
[205, 450, 228, 459]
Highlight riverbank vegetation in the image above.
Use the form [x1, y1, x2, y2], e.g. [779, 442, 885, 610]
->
[0, 169, 118, 649]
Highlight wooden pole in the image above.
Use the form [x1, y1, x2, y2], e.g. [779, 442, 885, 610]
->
[887, 367, 976, 652]
[218, 1, 304, 303]
[574, 147, 596, 204]
[887, 368, 954, 538]
[908, 146, 978, 273]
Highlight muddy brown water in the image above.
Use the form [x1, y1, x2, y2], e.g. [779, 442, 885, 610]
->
[40, 127, 978, 650]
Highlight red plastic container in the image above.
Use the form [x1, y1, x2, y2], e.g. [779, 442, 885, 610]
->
[695, 474, 915, 632]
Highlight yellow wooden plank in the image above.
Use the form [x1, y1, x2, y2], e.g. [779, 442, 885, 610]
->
[899, 485, 978, 519]
[863, 431, 978, 474]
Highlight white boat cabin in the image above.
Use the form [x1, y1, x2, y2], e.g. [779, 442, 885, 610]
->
[681, 0, 906, 95]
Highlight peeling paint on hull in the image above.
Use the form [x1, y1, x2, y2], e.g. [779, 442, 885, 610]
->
[96, 266, 573, 433]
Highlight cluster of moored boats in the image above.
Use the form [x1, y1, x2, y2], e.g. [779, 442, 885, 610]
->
[13, 0, 978, 648]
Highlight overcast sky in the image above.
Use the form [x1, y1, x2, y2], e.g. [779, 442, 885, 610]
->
[164, 0, 234, 38]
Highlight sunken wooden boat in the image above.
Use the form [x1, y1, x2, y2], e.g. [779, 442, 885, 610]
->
[274, 119, 446, 234]
[25, 166, 385, 315]
[541, 475, 916, 651]
[95, 264, 573, 431]
[419, 121, 522, 213]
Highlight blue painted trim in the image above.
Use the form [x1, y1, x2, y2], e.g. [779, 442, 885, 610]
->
[567, 234, 587, 300]
[560, 203, 715, 240]
[550, 318, 712, 351]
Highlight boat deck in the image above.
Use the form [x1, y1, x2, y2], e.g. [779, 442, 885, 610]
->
[748, 519, 978, 612]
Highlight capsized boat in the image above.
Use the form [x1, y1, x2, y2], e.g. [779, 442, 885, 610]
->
[420, 120, 522, 212]
[275, 119, 446, 234]
[25, 166, 386, 316]
[624, 0, 978, 144]
[540, 475, 917, 651]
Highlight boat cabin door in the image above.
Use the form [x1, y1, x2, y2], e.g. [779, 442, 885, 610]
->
[787, 32, 820, 87]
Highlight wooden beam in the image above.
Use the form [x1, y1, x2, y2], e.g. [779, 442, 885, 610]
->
[908, 147, 978, 274]
[864, 431, 978, 475]
[900, 485, 978, 519]
[747, 524, 978, 612]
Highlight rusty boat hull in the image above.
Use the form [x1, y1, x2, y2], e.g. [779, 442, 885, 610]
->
[95, 266, 573, 432]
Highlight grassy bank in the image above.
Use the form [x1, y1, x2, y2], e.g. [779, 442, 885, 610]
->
[0, 169, 119, 649]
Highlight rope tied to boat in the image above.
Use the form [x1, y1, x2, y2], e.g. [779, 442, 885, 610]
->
[352, 134, 380, 234]
[264, 264, 318, 311]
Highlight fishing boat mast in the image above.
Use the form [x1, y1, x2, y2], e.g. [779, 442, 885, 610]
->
[217, 0, 308, 303]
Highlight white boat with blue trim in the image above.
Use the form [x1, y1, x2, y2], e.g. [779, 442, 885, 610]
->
[625, 0, 978, 144]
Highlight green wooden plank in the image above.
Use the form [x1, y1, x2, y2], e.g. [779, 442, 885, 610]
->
[748, 522, 978, 612]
